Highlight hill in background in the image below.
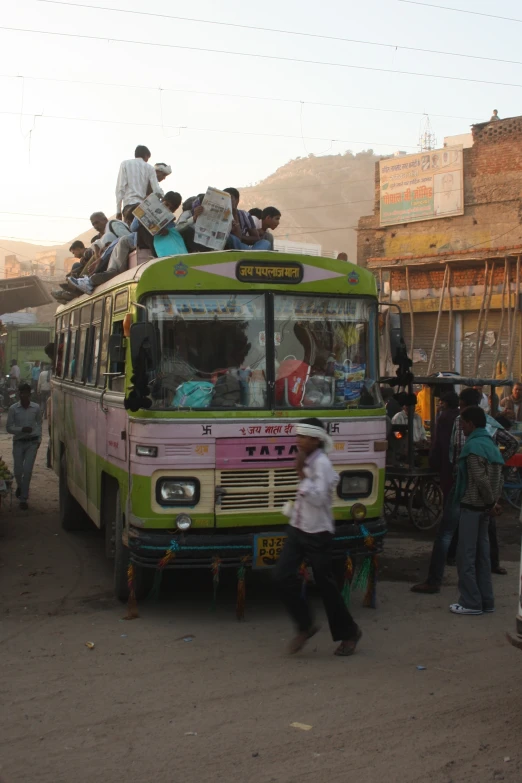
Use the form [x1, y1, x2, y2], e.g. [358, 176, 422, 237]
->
[240, 150, 379, 260]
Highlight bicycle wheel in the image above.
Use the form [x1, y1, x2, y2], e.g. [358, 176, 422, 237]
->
[384, 478, 400, 521]
[408, 477, 443, 531]
[503, 484, 522, 510]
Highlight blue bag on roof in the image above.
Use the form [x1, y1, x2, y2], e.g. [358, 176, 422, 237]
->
[172, 381, 214, 408]
[154, 227, 188, 258]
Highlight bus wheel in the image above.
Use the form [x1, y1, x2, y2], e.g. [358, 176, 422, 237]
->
[111, 485, 153, 601]
[59, 453, 89, 531]
[112, 486, 131, 601]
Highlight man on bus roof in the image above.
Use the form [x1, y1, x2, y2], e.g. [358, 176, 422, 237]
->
[115, 145, 164, 220]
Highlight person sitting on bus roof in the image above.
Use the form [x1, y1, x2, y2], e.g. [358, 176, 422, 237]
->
[69, 240, 85, 260]
[69, 192, 185, 294]
[248, 207, 263, 231]
[116, 145, 163, 219]
[152, 163, 172, 189]
[258, 206, 281, 250]
[223, 187, 262, 248]
[176, 196, 197, 231]
[68, 240, 86, 276]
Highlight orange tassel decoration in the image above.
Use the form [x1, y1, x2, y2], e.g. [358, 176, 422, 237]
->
[210, 556, 221, 611]
[124, 563, 139, 620]
[363, 554, 378, 609]
[360, 524, 375, 550]
[299, 560, 310, 598]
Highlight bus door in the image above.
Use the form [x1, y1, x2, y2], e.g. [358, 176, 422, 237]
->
[100, 296, 129, 473]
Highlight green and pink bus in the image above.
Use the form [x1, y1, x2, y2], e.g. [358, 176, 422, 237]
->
[51, 251, 388, 599]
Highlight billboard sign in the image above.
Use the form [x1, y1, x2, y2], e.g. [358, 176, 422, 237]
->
[379, 146, 464, 227]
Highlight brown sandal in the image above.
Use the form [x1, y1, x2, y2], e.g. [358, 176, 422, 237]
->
[334, 628, 362, 657]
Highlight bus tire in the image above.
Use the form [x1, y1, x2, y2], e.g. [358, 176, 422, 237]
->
[112, 485, 130, 601]
[111, 483, 154, 602]
[59, 453, 90, 531]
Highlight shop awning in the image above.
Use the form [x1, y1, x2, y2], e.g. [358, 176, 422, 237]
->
[0, 276, 53, 315]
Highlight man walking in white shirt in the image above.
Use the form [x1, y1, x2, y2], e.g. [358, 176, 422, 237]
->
[6, 383, 42, 510]
[115, 145, 163, 219]
[9, 359, 20, 390]
[274, 418, 362, 656]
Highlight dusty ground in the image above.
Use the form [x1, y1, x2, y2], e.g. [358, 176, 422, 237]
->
[1, 431, 521, 783]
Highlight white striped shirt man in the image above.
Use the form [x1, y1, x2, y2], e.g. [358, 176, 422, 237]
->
[115, 157, 163, 215]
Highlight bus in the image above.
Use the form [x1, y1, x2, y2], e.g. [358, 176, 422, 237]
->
[51, 251, 388, 600]
[2, 323, 54, 380]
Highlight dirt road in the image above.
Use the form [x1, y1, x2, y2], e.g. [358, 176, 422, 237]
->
[1, 433, 521, 783]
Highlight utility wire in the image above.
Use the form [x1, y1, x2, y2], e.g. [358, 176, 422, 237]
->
[1, 26, 522, 89]
[0, 196, 375, 221]
[0, 110, 417, 149]
[33, 0, 522, 67]
[398, 0, 522, 24]
[0, 73, 482, 123]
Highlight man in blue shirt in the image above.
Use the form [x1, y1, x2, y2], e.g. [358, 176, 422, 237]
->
[30, 361, 41, 392]
[6, 383, 42, 510]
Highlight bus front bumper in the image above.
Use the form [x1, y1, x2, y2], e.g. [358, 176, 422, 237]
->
[128, 518, 387, 570]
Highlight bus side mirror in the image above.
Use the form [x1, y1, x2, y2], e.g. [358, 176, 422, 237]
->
[389, 312, 407, 366]
[129, 322, 158, 373]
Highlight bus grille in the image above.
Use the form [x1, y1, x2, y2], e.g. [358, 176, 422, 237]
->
[217, 468, 298, 512]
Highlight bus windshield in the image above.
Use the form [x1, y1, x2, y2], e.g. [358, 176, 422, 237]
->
[146, 293, 380, 410]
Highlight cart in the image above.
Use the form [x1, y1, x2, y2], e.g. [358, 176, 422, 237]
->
[382, 374, 513, 532]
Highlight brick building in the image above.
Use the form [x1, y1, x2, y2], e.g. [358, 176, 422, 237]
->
[358, 115, 522, 380]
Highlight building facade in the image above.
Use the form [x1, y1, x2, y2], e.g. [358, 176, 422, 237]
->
[358, 115, 522, 380]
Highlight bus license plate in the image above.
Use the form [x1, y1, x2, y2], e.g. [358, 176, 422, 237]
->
[253, 534, 287, 569]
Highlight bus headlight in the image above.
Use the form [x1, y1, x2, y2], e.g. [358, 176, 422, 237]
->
[157, 478, 200, 505]
[176, 514, 192, 531]
[351, 503, 367, 521]
[338, 471, 372, 499]
[136, 445, 158, 457]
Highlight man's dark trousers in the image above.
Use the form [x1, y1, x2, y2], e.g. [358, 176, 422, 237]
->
[273, 525, 359, 641]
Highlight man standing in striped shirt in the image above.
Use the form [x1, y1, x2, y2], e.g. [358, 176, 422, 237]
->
[115, 145, 164, 219]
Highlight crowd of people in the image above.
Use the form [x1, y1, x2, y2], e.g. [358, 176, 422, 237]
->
[383, 381, 521, 617]
[52, 145, 282, 303]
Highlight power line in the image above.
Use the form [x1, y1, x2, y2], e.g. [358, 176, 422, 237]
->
[0, 235, 65, 243]
[0, 211, 86, 220]
[0, 197, 375, 221]
[284, 198, 373, 211]
[33, 0, 522, 67]
[0, 243, 34, 259]
[0, 73, 482, 123]
[398, 0, 522, 24]
[0, 110, 417, 149]
[2, 26, 522, 90]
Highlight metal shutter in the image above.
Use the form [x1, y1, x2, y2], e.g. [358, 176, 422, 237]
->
[402, 312, 453, 377]
[462, 311, 520, 379]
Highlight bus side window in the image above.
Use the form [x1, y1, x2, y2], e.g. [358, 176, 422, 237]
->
[97, 296, 112, 388]
[86, 300, 103, 386]
[55, 332, 65, 378]
[66, 331, 78, 380]
[85, 325, 101, 386]
[75, 329, 88, 384]
[75, 304, 92, 384]
[109, 320, 125, 393]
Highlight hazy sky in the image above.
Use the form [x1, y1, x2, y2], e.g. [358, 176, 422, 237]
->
[0, 0, 520, 245]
